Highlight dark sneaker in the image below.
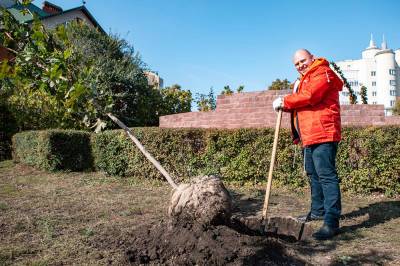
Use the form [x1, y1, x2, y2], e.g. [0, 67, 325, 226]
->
[312, 224, 339, 240]
[297, 212, 324, 223]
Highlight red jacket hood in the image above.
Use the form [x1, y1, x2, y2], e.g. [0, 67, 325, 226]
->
[301, 58, 343, 91]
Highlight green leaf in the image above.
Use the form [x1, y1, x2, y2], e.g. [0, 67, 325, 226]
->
[63, 49, 72, 60]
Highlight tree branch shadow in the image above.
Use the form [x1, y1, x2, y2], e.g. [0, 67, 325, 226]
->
[230, 189, 399, 264]
[339, 200, 400, 233]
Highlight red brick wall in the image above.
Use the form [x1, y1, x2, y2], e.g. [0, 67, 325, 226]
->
[159, 90, 400, 128]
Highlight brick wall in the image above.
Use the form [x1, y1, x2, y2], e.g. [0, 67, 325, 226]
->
[159, 90, 400, 128]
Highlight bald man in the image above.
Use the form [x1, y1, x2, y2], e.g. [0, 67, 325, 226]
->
[273, 49, 343, 240]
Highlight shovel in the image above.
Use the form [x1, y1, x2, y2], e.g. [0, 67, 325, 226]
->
[262, 109, 282, 219]
[258, 109, 313, 241]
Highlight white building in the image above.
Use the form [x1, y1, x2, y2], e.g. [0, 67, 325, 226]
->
[0, 1, 104, 33]
[144, 71, 164, 88]
[336, 35, 400, 115]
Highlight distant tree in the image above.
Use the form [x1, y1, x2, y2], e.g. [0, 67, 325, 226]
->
[157, 84, 192, 115]
[221, 85, 233, 95]
[195, 87, 216, 112]
[268, 78, 291, 90]
[360, 86, 368, 104]
[392, 100, 400, 115]
[237, 85, 244, 93]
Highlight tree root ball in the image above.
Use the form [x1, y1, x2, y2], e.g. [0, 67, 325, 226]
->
[168, 175, 232, 226]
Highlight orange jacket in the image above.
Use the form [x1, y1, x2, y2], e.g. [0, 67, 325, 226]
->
[283, 58, 343, 147]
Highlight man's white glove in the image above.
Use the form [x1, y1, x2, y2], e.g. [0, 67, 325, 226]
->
[272, 97, 284, 111]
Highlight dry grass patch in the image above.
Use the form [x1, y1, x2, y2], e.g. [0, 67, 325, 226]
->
[0, 160, 399, 265]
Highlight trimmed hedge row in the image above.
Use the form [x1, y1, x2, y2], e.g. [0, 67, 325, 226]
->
[13, 127, 400, 195]
[12, 130, 92, 171]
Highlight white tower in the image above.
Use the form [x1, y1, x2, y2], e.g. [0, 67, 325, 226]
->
[362, 34, 380, 59]
[375, 36, 396, 115]
[395, 49, 400, 99]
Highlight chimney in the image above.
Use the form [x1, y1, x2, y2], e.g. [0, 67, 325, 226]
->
[42, 1, 63, 15]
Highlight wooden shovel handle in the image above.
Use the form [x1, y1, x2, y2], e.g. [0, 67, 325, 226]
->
[262, 109, 283, 219]
[107, 113, 178, 189]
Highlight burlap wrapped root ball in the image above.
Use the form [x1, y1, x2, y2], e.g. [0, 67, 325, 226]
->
[168, 175, 232, 226]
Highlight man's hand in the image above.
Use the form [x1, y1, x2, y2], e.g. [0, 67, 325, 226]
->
[272, 97, 284, 111]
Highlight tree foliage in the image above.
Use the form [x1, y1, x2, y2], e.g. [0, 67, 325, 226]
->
[360, 85, 368, 104]
[268, 78, 291, 90]
[237, 85, 244, 93]
[330, 62, 357, 104]
[221, 85, 233, 95]
[157, 84, 192, 115]
[0, 6, 191, 133]
[195, 87, 216, 112]
[392, 100, 400, 115]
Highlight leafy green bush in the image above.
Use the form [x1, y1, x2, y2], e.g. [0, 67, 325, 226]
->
[93, 127, 399, 196]
[1, 9, 192, 132]
[337, 127, 400, 196]
[12, 127, 400, 196]
[13, 130, 92, 171]
[92, 128, 309, 187]
[91, 128, 206, 183]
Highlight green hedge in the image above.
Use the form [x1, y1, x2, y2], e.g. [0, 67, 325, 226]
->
[92, 126, 400, 195]
[337, 127, 400, 195]
[91, 128, 208, 184]
[12, 130, 92, 171]
[12, 127, 400, 195]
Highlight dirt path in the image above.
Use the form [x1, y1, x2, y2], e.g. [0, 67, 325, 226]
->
[0, 161, 399, 265]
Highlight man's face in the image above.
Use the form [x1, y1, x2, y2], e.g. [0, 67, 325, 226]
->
[293, 51, 314, 75]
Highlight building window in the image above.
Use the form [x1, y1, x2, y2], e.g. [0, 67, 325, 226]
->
[390, 100, 395, 107]
[342, 91, 349, 96]
[349, 81, 359, 87]
[390, 90, 397, 96]
[390, 80, 396, 86]
[372, 91, 377, 96]
[372, 101, 377, 104]
[371, 71, 376, 76]
[389, 69, 396, 75]
[372, 81, 376, 86]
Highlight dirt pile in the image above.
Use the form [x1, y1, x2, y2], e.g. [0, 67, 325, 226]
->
[125, 175, 310, 265]
[168, 175, 232, 226]
[125, 220, 305, 265]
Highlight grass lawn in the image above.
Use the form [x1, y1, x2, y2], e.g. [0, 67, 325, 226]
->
[0, 160, 399, 265]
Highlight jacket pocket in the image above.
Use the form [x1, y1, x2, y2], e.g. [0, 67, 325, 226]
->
[320, 114, 336, 132]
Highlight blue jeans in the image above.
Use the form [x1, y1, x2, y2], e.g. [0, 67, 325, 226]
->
[304, 142, 341, 228]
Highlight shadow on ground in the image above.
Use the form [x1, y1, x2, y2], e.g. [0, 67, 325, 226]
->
[340, 200, 400, 232]
[230, 189, 400, 264]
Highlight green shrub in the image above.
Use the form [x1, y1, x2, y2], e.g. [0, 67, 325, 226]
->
[337, 127, 400, 196]
[92, 126, 400, 196]
[12, 126, 400, 196]
[91, 128, 207, 183]
[12, 130, 92, 171]
[92, 128, 307, 187]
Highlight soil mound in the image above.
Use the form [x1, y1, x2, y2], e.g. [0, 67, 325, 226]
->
[125, 220, 305, 265]
[168, 175, 232, 226]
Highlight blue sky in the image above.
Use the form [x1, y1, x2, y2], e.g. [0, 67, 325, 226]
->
[34, 0, 400, 96]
